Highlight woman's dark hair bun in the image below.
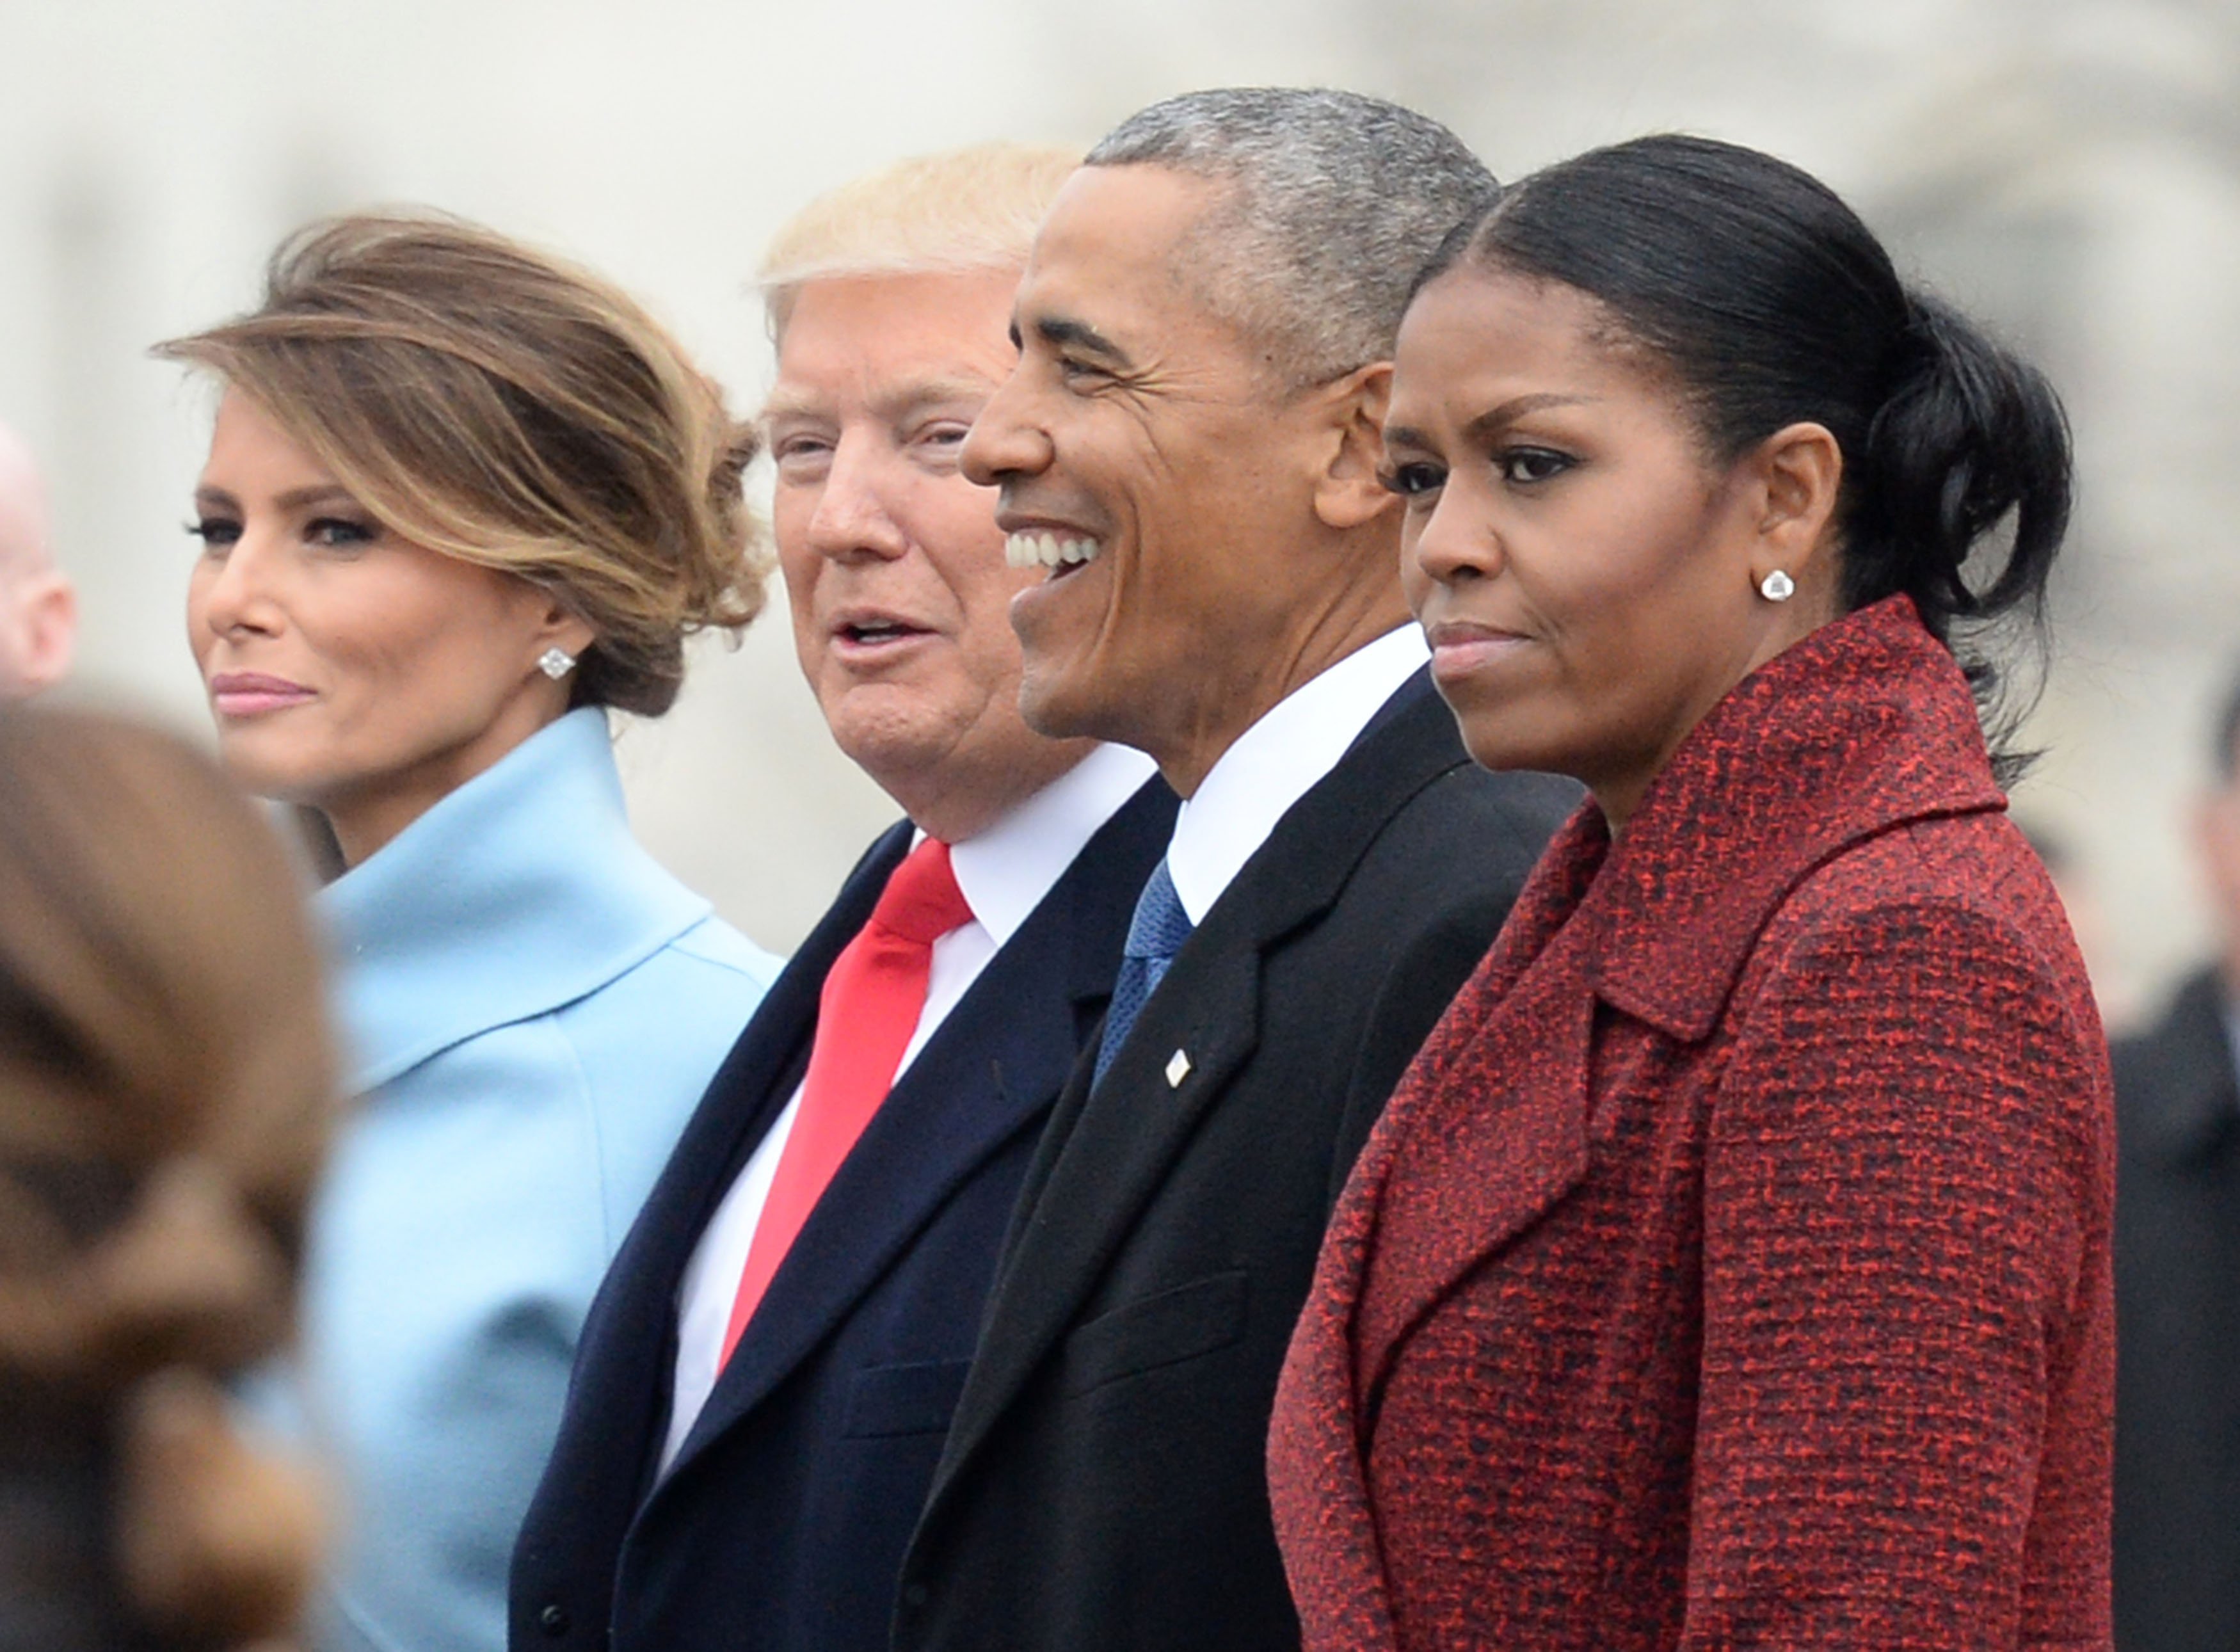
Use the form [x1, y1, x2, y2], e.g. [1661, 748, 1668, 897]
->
[1855, 291, 2072, 623]
[1423, 133, 2074, 779]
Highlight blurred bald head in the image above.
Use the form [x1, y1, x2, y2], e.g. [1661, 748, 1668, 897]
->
[0, 425, 74, 696]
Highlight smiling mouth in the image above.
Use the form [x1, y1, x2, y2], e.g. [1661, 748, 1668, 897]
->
[1004, 531, 1102, 577]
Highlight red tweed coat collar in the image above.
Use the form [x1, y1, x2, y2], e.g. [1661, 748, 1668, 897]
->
[1348, 593, 2007, 1404]
[1574, 592, 2004, 1043]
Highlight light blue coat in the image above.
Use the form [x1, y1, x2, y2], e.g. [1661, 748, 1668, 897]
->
[305, 709, 780, 1652]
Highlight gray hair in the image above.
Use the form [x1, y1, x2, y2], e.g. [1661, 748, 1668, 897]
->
[1086, 88, 1495, 387]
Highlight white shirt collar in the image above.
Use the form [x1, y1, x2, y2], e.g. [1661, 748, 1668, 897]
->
[941, 740, 1160, 945]
[1165, 624, 1429, 925]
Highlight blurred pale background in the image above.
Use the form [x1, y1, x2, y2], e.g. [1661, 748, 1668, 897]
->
[0, 0, 2228, 1029]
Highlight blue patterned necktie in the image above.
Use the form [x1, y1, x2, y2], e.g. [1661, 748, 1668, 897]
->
[1094, 858, 1195, 1088]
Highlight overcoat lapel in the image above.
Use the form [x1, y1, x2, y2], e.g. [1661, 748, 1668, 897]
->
[656, 780, 1175, 1488]
[936, 680, 1475, 1485]
[660, 933, 1078, 1476]
[1346, 596, 2009, 1402]
[566, 823, 908, 1501]
[1349, 833, 1602, 1406]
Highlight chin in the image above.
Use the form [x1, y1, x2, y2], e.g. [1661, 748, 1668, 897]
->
[209, 736, 308, 803]
[1014, 659, 1109, 745]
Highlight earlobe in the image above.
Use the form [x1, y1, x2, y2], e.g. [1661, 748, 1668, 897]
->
[1748, 421, 1843, 590]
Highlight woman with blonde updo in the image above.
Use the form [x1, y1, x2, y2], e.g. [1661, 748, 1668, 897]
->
[0, 703, 333, 1652]
[159, 214, 782, 1652]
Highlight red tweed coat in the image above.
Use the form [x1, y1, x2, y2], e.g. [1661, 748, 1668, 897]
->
[1268, 597, 2115, 1651]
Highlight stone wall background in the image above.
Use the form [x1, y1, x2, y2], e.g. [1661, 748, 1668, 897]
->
[1, 0, 2228, 1026]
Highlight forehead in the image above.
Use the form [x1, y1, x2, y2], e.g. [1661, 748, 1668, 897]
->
[1391, 267, 1672, 412]
[769, 268, 1023, 410]
[201, 389, 337, 482]
[1016, 164, 1226, 336]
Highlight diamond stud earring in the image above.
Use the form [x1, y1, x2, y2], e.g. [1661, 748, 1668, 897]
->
[1758, 569, 1796, 603]
[537, 646, 577, 680]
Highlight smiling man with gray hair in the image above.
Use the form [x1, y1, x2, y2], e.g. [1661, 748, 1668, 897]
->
[892, 88, 1574, 1652]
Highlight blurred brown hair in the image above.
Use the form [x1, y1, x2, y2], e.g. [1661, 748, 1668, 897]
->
[156, 211, 768, 717]
[0, 703, 334, 1648]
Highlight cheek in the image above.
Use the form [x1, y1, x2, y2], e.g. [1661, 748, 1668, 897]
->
[184, 566, 216, 662]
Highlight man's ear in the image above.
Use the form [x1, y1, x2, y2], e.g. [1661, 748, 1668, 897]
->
[1309, 362, 1399, 532]
[1744, 421, 1844, 596]
[7, 572, 74, 695]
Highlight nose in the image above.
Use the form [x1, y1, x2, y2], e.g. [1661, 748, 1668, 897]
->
[803, 431, 909, 562]
[960, 366, 1051, 489]
[193, 530, 285, 641]
[1405, 488, 1502, 591]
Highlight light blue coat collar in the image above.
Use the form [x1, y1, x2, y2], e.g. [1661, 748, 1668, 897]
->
[320, 709, 712, 1095]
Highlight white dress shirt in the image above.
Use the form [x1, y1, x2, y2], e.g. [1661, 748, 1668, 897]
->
[660, 740, 1156, 1470]
[1165, 623, 1430, 924]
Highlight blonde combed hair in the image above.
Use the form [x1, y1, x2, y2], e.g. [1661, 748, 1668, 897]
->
[758, 141, 1083, 337]
[156, 212, 769, 718]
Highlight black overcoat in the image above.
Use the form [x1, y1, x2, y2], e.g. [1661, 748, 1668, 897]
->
[2113, 965, 2240, 1652]
[892, 673, 1575, 1651]
[509, 778, 1176, 1652]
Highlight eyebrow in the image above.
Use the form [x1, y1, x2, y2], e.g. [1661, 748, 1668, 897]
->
[190, 483, 360, 512]
[1386, 392, 1598, 454]
[761, 374, 996, 427]
[1030, 313, 1132, 369]
[1462, 392, 1595, 439]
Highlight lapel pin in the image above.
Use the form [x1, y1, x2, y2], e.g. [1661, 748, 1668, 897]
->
[1165, 1049, 1192, 1089]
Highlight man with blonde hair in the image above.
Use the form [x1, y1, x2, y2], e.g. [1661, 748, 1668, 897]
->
[511, 143, 1172, 1652]
[0, 423, 75, 695]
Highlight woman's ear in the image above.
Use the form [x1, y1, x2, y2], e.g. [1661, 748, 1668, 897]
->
[535, 597, 597, 664]
[1747, 421, 1844, 589]
[1311, 362, 1400, 531]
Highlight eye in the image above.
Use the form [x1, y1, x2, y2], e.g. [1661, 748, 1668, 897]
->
[1056, 355, 1112, 390]
[186, 516, 241, 552]
[1378, 461, 1446, 499]
[1498, 447, 1574, 486]
[914, 421, 971, 451]
[771, 431, 834, 477]
[305, 516, 378, 549]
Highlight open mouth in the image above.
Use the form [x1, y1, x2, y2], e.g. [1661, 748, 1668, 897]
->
[1004, 531, 1102, 580]
[840, 620, 924, 645]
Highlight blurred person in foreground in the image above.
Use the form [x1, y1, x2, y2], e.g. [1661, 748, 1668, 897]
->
[0, 422, 76, 694]
[158, 214, 782, 1652]
[510, 145, 1172, 1652]
[2113, 665, 2240, 1652]
[0, 703, 332, 1651]
[1269, 133, 2114, 1650]
[896, 90, 1574, 1652]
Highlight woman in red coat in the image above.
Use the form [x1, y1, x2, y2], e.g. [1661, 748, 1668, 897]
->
[1268, 134, 2113, 1649]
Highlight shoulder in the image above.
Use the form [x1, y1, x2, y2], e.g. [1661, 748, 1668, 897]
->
[1761, 808, 2081, 988]
[1733, 808, 2108, 1118]
[659, 913, 786, 990]
[552, 914, 775, 1068]
[1348, 764, 1577, 919]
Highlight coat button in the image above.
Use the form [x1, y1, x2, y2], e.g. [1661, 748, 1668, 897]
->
[539, 1603, 570, 1637]
[900, 1582, 930, 1610]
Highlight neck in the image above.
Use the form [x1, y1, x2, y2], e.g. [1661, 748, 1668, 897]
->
[884, 736, 1100, 844]
[319, 696, 573, 867]
[1155, 579, 1408, 799]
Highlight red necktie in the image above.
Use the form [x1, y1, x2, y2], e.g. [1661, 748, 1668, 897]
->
[719, 837, 972, 1367]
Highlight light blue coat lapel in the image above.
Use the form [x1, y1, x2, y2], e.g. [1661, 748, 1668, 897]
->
[320, 709, 712, 1095]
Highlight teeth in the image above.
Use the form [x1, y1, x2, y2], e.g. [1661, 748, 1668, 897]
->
[1004, 531, 1102, 570]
